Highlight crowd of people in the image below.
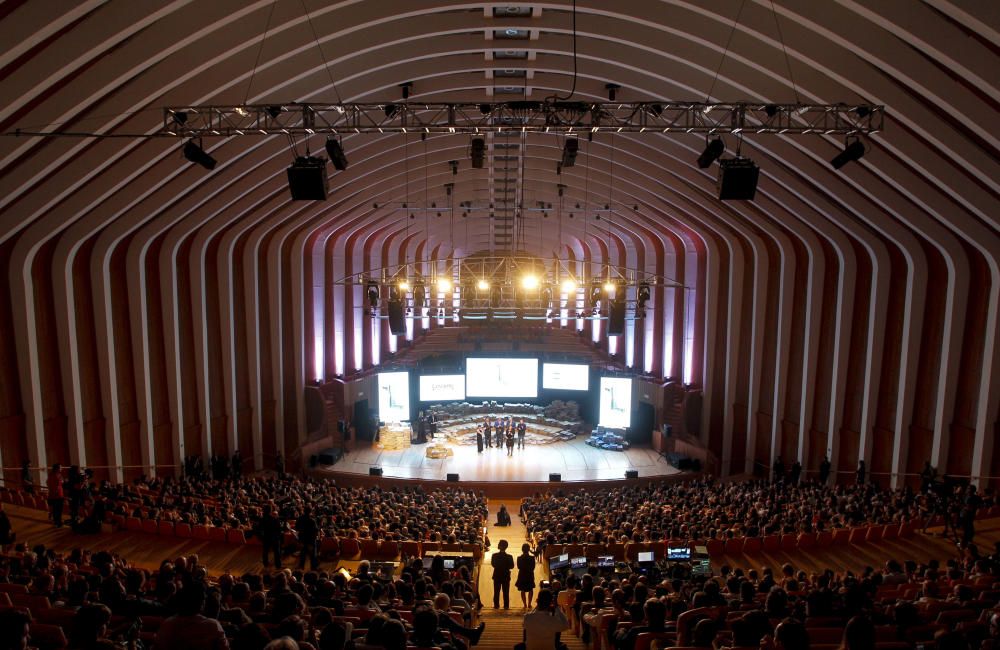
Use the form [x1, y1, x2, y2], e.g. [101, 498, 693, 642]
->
[0, 541, 487, 650]
[524, 541, 1000, 650]
[37, 466, 488, 551]
[520, 476, 996, 547]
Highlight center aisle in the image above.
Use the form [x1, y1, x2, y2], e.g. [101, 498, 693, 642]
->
[476, 499, 587, 650]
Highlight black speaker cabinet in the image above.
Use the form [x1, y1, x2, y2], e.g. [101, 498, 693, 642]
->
[369, 467, 383, 476]
[287, 157, 329, 200]
[317, 448, 340, 466]
[549, 473, 561, 482]
[625, 469, 639, 479]
[387, 300, 406, 335]
[608, 300, 626, 336]
[446, 473, 459, 482]
[718, 158, 760, 200]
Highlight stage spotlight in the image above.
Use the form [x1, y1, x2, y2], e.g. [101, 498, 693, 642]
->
[399, 82, 412, 99]
[325, 138, 348, 170]
[437, 277, 452, 293]
[398, 280, 410, 292]
[470, 138, 485, 168]
[603, 281, 616, 295]
[182, 139, 216, 170]
[266, 105, 284, 119]
[605, 83, 620, 101]
[384, 103, 398, 118]
[561, 279, 577, 294]
[697, 138, 725, 169]
[477, 279, 490, 291]
[366, 282, 380, 308]
[522, 274, 539, 290]
[830, 138, 866, 169]
[588, 281, 603, 308]
[637, 282, 651, 305]
[561, 138, 579, 168]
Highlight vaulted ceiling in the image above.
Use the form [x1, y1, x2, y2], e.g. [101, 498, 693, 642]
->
[0, 1, 997, 487]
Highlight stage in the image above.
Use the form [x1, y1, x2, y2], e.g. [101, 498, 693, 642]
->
[310, 435, 684, 496]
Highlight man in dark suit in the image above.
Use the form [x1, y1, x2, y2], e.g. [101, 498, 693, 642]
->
[491, 539, 515, 608]
[295, 506, 320, 570]
[257, 506, 284, 569]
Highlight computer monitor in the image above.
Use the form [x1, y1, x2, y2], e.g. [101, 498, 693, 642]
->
[443, 559, 455, 569]
[596, 555, 614, 568]
[549, 553, 570, 570]
[637, 551, 655, 563]
[667, 546, 691, 561]
[570, 556, 587, 569]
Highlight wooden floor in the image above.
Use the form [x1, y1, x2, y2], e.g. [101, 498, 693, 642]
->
[319, 437, 678, 482]
[6, 502, 1000, 649]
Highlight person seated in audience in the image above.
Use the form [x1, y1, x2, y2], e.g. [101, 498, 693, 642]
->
[496, 504, 512, 526]
[0, 609, 31, 650]
[614, 597, 667, 650]
[153, 582, 229, 650]
[432, 593, 486, 650]
[522, 588, 569, 650]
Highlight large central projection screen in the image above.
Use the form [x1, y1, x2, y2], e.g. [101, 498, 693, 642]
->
[542, 362, 590, 391]
[599, 377, 633, 428]
[377, 371, 410, 423]
[465, 358, 538, 398]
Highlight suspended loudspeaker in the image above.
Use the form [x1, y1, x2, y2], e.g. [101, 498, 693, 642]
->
[388, 300, 406, 335]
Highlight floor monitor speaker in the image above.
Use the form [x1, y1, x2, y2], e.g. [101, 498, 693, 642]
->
[625, 469, 639, 479]
[446, 473, 459, 482]
[369, 467, 383, 476]
[549, 473, 561, 482]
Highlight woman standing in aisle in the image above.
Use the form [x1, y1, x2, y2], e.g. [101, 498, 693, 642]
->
[515, 542, 536, 608]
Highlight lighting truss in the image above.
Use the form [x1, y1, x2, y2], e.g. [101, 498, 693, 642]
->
[160, 102, 883, 137]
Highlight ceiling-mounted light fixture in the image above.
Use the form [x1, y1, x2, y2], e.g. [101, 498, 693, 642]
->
[830, 137, 866, 169]
[605, 83, 621, 101]
[182, 139, 216, 170]
[697, 137, 725, 169]
[324, 138, 348, 170]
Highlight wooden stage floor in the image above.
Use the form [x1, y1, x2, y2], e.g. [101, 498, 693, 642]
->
[318, 436, 680, 483]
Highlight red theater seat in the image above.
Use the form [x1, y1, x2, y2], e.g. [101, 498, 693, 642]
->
[741, 537, 762, 554]
[881, 524, 898, 540]
[141, 519, 158, 535]
[174, 522, 192, 538]
[27, 623, 67, 649]
[865, 525, 885, 542]
[125, 517, 142, 532]
[815, 530, 833, 547]
[848, 527, 869, 544]
[797, 532, 816, 549]
[209, 527, 228, 543]
[192, 524, 210, 540]
[762, 534, 781, 553]
[706, 539, 724, 558]
[360, 538, 379, 558]
[227, 529, 247, 545]
[724, 538, 744, 555]
[339, 537, 361, 559]
[320, 537, 341, 557]
[832, 529, 851, 545]
[780, 534, 797, 551]
[157, 521, 174, 536]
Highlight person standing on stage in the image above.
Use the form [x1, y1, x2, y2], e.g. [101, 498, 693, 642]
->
[506, 428, 515, 456]
[491, 540, 515, 609]
[484, 418, 492, 448]
[47, 464, 65, 528]
[517, 419, 526, 450]
[476, 427, 484, 453]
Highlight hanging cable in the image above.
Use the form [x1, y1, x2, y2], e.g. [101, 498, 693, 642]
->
[769, 0, 800, 104]
[299, 0, 344, 103]
[548, 0, 578, 102]
[704, 0, 747, 103]
[243, 0, 278, 104]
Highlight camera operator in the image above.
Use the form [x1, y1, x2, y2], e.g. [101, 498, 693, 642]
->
[522, 588, 569, 650]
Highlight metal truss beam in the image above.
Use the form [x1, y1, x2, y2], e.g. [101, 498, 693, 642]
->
[161, 102, 883, 137]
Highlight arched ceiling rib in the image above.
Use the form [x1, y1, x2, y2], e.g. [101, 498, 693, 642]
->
[0, 1, 998, 484]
